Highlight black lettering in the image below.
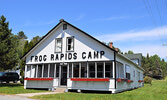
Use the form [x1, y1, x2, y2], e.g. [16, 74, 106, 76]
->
[88, 52, 92, 59]
[43, 55, 47, 61]
[60, 54, 64, 60]
[68, 53, 72, 60]
[100, 51, 105, 58]
[39, 55, 42, 61]
[31, 56, 34, 62]
[94, 51, 99, 59]
[35, 56, 38, 62]
[56, 54, 59, 60]
[51, 54, 54, 61]
[73, 53, 77, 60]
[82, 52, 86, 59]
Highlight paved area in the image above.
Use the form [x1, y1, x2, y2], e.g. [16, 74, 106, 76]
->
[0, 95, 36, 100]
[16, 92, 60, 97]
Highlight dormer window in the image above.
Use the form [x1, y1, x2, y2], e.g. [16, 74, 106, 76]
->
[66, 37, 74, 51]
[55, 38, 62, 53]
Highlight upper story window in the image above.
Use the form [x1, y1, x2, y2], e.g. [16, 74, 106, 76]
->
[66, 37, 74, 51]
[55, 38, 62, 53]
[63, 24, 67, 30]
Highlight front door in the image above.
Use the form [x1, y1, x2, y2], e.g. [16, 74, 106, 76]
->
[60, 65, 67, 86]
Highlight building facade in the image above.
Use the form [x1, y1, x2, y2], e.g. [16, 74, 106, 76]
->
[22, 19, 144, 93]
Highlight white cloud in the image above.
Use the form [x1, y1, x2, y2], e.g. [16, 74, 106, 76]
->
[95, 16, 130, 21]
[96, 26, 167, 42]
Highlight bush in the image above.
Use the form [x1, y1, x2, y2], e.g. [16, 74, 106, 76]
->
[144, 76, 152, 84]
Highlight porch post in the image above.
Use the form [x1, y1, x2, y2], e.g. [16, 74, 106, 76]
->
[24, 65, 27, 78]
[87, 62, 89, 78]
[30, 65, 32, 78]
[48, 64, 50, 78]
[36, 65, 38, 78]
[112, 61, 115, 78]
[103, 62, 105, 78]
[54, 64, 56, 78]
[79, 63, 81, 78]
[67, 63, 69, 78]
[59, 65, 61, 86]
[72, 63, 73, 78]
[42, 64, 44, 78]
[95, 62, 97, 78]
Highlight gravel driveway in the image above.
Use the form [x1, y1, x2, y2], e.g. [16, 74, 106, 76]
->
[0, 95, 36, 100]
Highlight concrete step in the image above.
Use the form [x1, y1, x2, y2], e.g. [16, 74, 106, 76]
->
[54, 87, 66, 93]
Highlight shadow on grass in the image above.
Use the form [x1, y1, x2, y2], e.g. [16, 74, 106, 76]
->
[0, 83, 23, 87]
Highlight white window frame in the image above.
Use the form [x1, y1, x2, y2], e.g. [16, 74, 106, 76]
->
[66, 37, 74, 52]
[55, 38, 62, 53]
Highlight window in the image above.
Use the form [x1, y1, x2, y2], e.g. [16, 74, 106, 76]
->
[97, 63, 103, 78]
[125, 65, 130, 80]
[116, 62, 124, 78]
[37, 65, 42, 77]
[55, 38, 62, 52]
[31, 65, 37, 78]
[69, 63, 72, 78]
[138, 71, 140, 80]
[133, 70, 135, 78]
[73, 63, 79, 78]
[81, 63, 87, 78]
[105, 62, 113, 78]
[89, 63, 95, 78]
[43, 64, 48, 77]
[66, 37, 74, 51]
[49, 64, 55, 77]
[27, 65, 31, 78]
[63, 24, 67, 30]
[56, 64, 60, 78]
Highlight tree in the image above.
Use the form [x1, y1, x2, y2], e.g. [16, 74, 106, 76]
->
[17, 31, 27, 39]
[0, 15, 18, 71]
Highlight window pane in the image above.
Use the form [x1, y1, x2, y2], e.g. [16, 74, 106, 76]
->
[73, 63, 79, 77]
[27, 65, 31, 78]
[89, 63, 95, 78]
[69, 63, 72, 78]
[43, 64, 48, 77]
[49, 64, 55, 77]
[37, 65, 42, 77]
[55, 39, 62, 52]
[105, 62, 113, 78]
[31, 65, 37, 78]
[126, 65, 130, 79]
[67, 37, 74, 51]
[56, 64, 60, 77]
[97, 63, 103, 78]
[81, 63, 87, 78]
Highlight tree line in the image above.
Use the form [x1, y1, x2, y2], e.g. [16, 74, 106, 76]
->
[0, 15, 167, 79]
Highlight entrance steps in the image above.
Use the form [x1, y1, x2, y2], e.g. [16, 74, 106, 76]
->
[54, 87, 67, 93]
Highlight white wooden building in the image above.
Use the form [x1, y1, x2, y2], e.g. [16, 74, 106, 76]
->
[22, 19, 144, 93]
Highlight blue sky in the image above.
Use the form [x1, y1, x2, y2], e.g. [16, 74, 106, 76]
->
[1, 0, 167, 61]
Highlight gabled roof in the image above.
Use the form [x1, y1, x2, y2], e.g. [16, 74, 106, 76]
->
[21, 19, 117, 59]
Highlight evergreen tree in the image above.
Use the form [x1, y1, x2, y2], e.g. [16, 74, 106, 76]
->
[0, 15, 18, 71]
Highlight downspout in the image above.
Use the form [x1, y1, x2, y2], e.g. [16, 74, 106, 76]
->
[114, 51, 117, 89]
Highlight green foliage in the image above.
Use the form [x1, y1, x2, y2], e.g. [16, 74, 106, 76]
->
[32, 80, 167, 100]
[17, 31, 27, 39]
[0, 15, 19, 71]
[144, 76, 152, 84]
[142, 54, 166, 79]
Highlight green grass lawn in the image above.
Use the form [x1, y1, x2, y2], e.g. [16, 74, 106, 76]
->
[32, 80, 167, 100]
[0, 83, 47, 94]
